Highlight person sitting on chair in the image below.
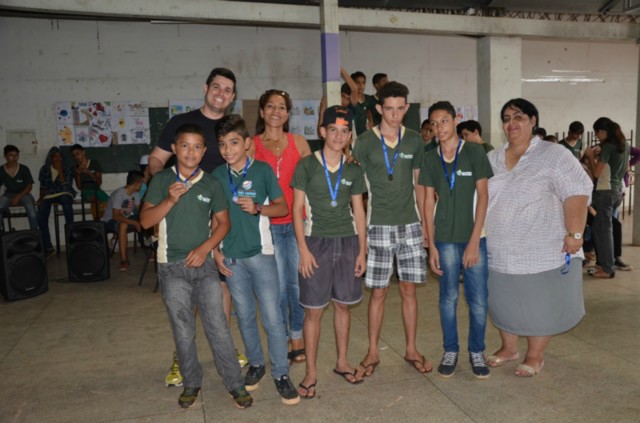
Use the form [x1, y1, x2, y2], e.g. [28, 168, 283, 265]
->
[70, 144, 108, 219]
[102, 170, 145, 271]
[0, 145, 38, 232]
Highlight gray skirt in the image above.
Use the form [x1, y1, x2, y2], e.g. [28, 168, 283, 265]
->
[488, 258, 585, 336]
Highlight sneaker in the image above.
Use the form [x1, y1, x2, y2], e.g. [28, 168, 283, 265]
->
[274, 375, 300, 405]
[437, 352, 458, 378]
[469, 352, 491, 379]
[229, 386, 253, 409]
[119, 260, 129, 271]
[615, 258, 633, 271]
[244, 365, 266, 391]
[165, 352, 184, 387]
[237, 351, 248, 368]
[178, 387, 200, 408]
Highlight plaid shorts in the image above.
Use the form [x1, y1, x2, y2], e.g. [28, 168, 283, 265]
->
[365, 222, 427, 288]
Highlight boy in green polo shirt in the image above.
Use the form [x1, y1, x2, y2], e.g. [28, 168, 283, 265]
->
[353, 81, 431, 376]
[420, 101, 493, 379]
[212, 114, 300, 406]
[140, 123, 252, 410]
[291, 106, 367, 398]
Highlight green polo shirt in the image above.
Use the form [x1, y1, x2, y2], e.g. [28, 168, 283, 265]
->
[599, 142, 630, 192]
[419, 141, 493, 243]
[353, 126, 424, 226]
[212, 159, 283, 259]
[291, 151, 367, 238]
[145, 167, 228, 263]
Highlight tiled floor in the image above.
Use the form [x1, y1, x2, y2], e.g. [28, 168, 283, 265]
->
[1, 220, 639, 423]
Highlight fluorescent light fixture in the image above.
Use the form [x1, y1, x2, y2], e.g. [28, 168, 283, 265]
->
[551, 69, 592, 73]
[522, 76, 604, 83]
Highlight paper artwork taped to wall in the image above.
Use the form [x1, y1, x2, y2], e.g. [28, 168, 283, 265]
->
[56, 101, 150, 147]
[289, 100, 318, 138]
[169, 99, 203, 119]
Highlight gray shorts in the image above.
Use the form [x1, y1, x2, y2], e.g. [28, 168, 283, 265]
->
[299, 235, 363, 308]
[365, 222, 427, 288]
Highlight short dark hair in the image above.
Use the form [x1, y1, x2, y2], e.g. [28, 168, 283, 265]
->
[428, 101, 456, 120]
[4, 144, 19, 155]
[372, 73, 387, 86]
[378, 81, 409, 105]
[126, 170, 145, 186]
[173, 124, 205, 144]
[421, 119, 431, 130]
[533, 127, 547, 138]
[500, 98, 539, 129]
[217, 114, 250, 140]
[70, 144, 84, 153]
[457, 120, 482, 137]
[350, 71, 366, 81]
[341, 83, 352, 96]
[569, 121, 584, 134]
[205, 67, 237, 92]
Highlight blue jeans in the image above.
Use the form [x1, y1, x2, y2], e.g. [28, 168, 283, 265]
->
[224, 253, 289, 379]
[0, 193, 38, 231]
[271, 223, 304, 340]
[592, 189, 623, 273]
[159, 257, 244, 391]
[37, 195, 74, 250]
[435, 238, 488, 353]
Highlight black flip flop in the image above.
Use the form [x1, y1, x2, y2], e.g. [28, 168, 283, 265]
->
[333, 368, 365, 385]
[298, 381, 317, 399]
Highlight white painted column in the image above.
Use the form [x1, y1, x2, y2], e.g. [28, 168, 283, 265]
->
[320, 0, 341, 106]
[477, 37, 522, 147]
[633, 45, 640, 246]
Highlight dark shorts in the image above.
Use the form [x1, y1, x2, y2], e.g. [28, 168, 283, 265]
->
[299, 235, 363, 308]
[105, 218, 138, 233]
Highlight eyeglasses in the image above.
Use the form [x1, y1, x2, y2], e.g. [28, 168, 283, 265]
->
[264, 89, 289, 98]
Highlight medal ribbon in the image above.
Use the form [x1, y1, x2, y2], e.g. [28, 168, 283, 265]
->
[320, 150, 343, 207]
[380, 125, 402, 180]
[439, 139, 462, 194]
[227, 157, 251, 201]
[175, 165, 200, 186]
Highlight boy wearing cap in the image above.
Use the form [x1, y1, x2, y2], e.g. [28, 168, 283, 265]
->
[291, 106, 367, 398]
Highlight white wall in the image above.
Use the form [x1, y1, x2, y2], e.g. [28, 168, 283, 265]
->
[1, 17, 637, 234]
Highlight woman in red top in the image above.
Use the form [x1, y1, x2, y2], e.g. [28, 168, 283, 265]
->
[254, 89, 311, 362]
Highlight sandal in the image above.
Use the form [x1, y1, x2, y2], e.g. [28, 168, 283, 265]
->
[486, 352, 520, 368]
[359, 360, 380, 377]
[403, 355, 433, 374]
[288, 349, 306, 363]
[333, 368, 364, 384]
[297, 381, 316, 399]
[515, 361, 544, 377]
[588, 268, 615, 279]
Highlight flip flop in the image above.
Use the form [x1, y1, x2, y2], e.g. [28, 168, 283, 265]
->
[297, 381, 316, 399]
[486, 353, 520, 368]
[333, 368, 364, 385]
[515, 361, 544, 377]
[288, 349, 306, 363]
[359, 360, 380, 377]
[404, 355, 433, 374]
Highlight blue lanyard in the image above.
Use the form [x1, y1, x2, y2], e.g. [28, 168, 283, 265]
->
[439, 139, 462, 193]
[227, 157, 250, 203]
[175, 165, 200, 189]
[380, 126, 402, 181]
[320, 150, 343, 208]
[561, 252, 571, 275]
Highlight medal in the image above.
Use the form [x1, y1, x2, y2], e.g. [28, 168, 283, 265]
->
[321, 150, 343, 210]
[228, 157, 251, 204]
[380, 125, 402, 182]
[175, 165, 200, 190]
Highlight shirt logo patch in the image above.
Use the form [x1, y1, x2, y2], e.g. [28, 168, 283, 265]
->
[340, 178, 353, 186]
[197, 194, 211, 203]
[456, 170, 472, 177]
[242, 180, 253, 190]
[399, 153, 413, 159]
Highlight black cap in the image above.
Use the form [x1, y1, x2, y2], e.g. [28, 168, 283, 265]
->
[322, 106, 353, 128]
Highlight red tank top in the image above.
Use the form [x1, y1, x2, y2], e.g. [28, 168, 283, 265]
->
[254, 132, 300, 225]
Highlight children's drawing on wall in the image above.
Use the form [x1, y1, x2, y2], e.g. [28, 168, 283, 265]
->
[169, 99, 203, 119]
[289, 100, 318, 138]
[112, 101, 150, 145]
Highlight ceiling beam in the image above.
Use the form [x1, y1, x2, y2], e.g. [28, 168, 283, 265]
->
[1, 0, 639, 41]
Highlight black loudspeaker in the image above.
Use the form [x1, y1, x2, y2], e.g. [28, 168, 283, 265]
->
[65, 221, 110, 282]
[0, 230, 49, 301]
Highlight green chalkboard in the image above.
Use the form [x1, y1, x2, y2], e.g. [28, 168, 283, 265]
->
[60, 107, 169, 174]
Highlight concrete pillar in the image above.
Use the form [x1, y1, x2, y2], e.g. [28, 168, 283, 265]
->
[477, 37, 522, 147]
[320, 0, 341, 107]
[633, 45, 640, 246]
